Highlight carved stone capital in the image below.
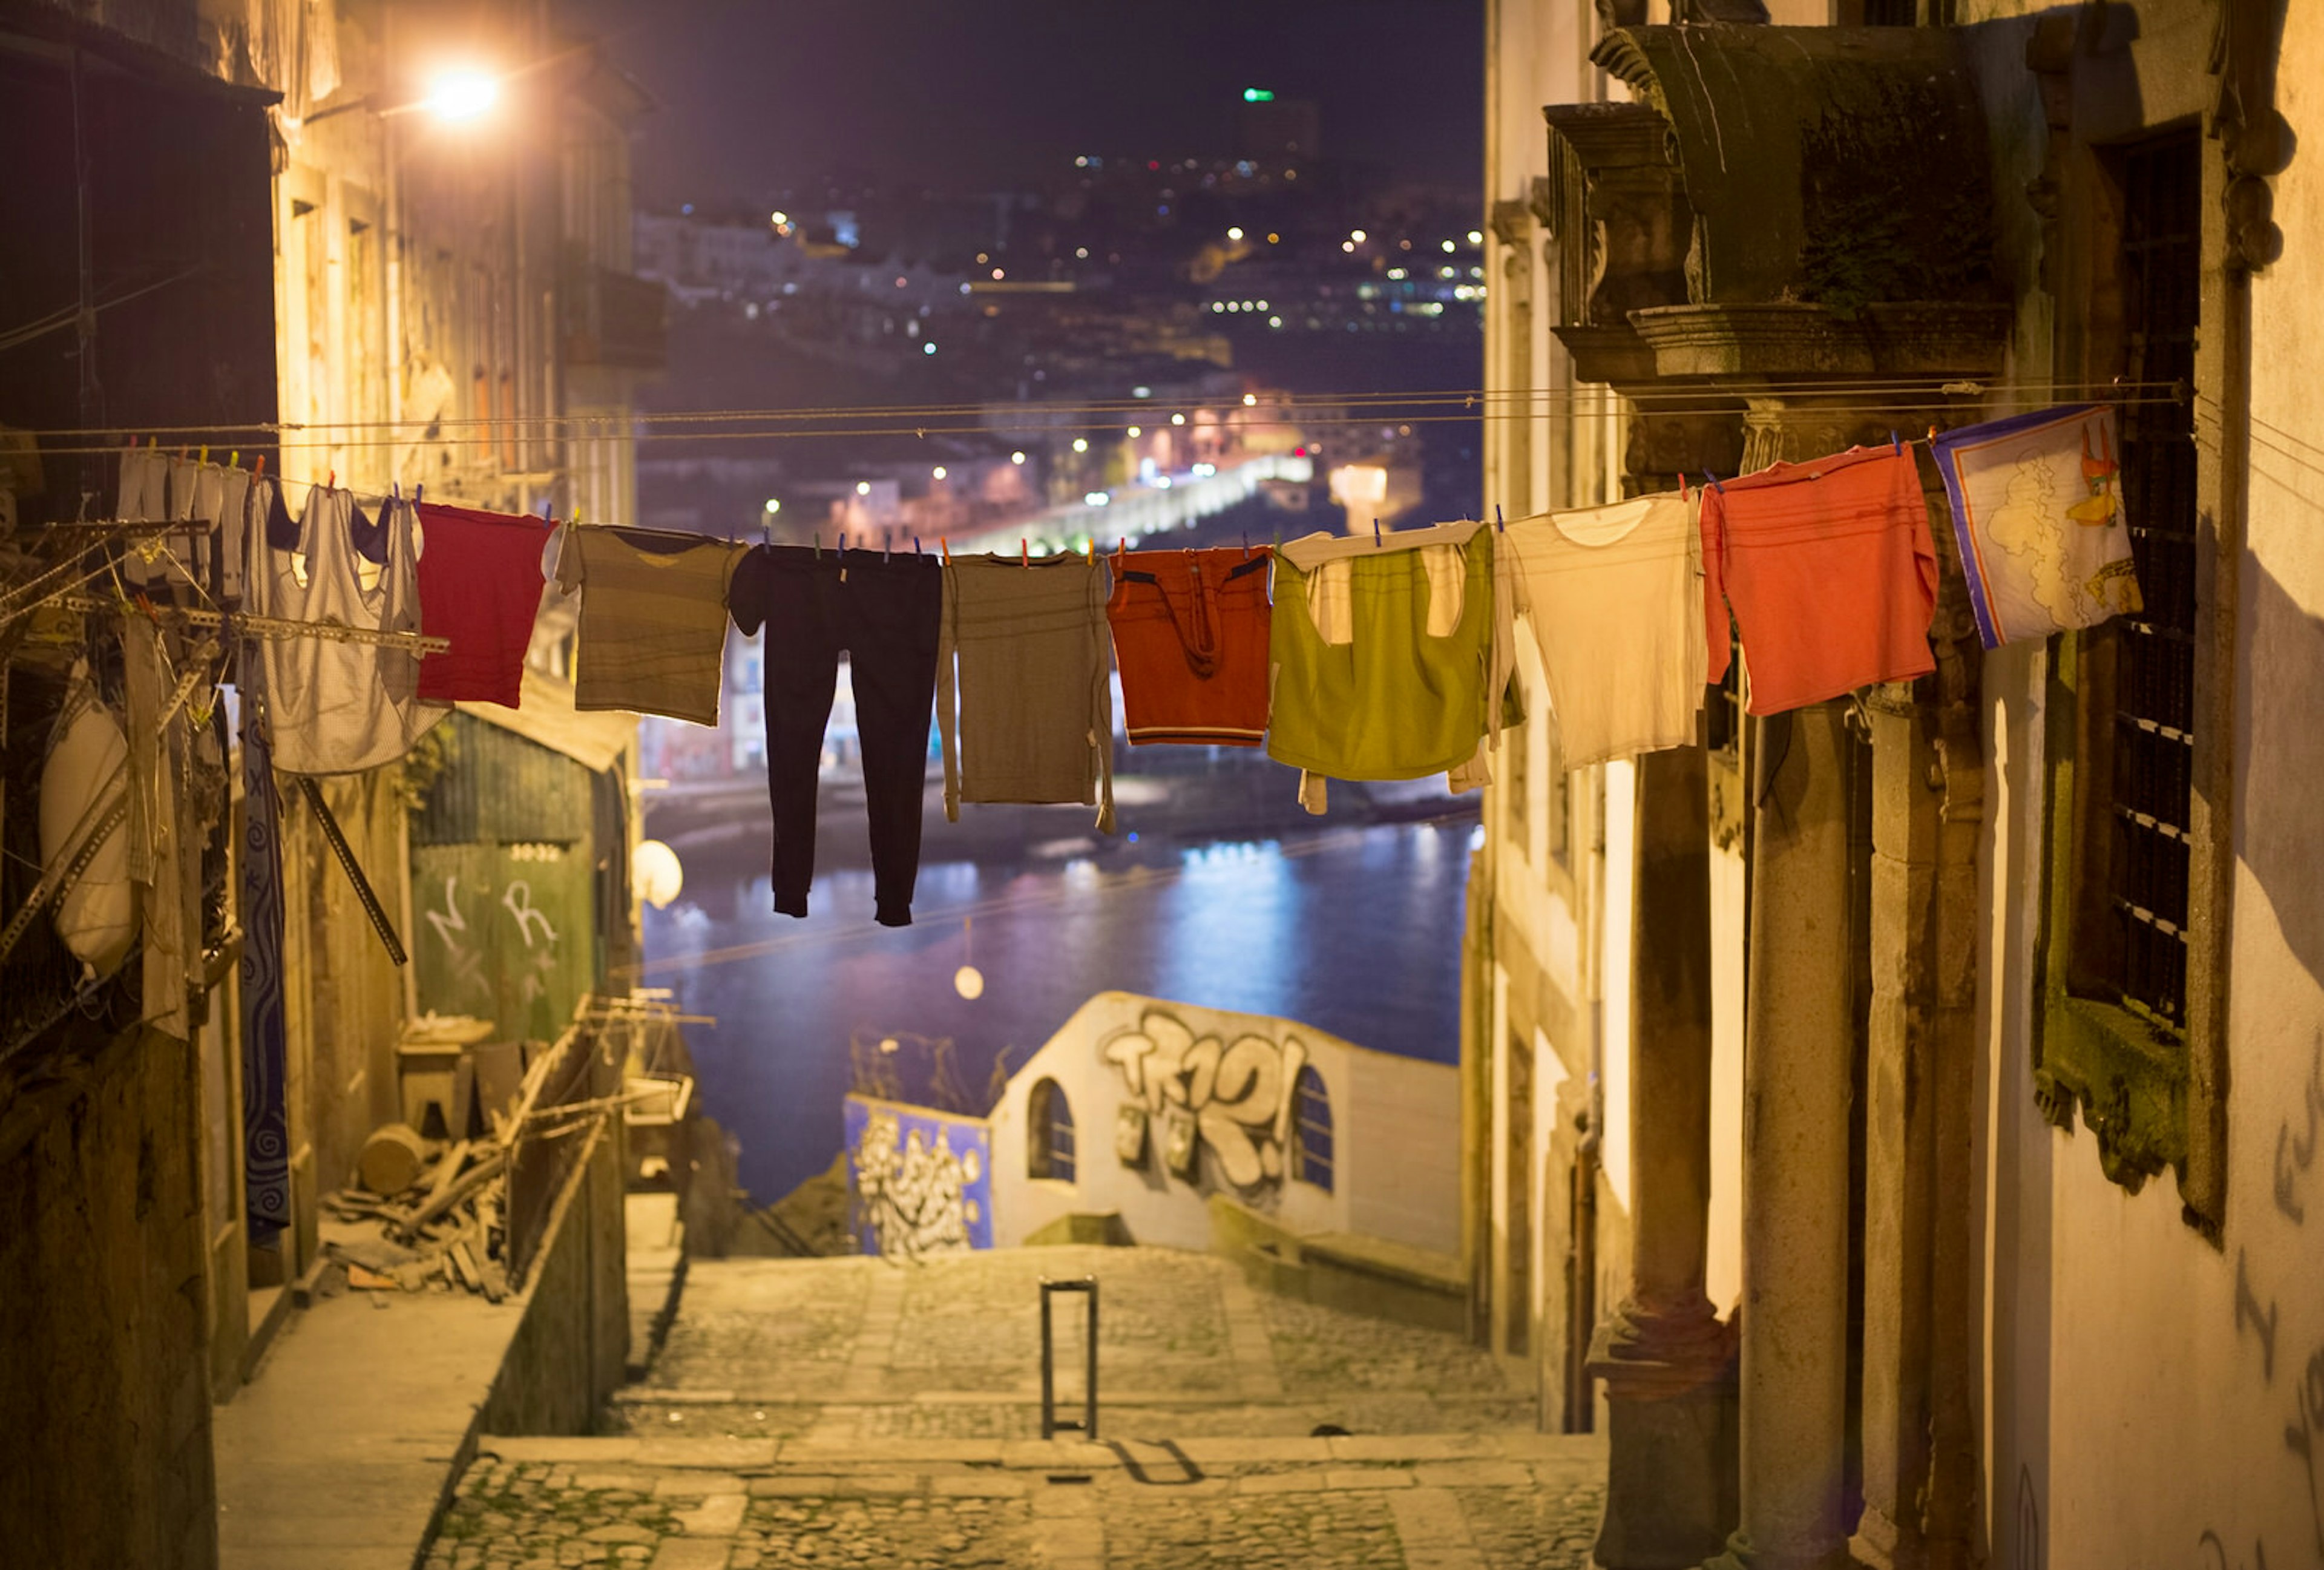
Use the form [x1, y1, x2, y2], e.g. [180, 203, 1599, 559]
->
[1629, 301, 2011, 382]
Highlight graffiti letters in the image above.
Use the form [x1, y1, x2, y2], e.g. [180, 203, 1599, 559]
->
[2274, 1033, 2322, 1226]
[425, 875, 488, 1005]
[1100, 1010, 1307, 1191]
[2237, 1249, 2280, 1383]
[501, 879, 558, 950]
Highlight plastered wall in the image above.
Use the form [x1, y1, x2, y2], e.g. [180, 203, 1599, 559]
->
[988, 991, 1459, 1256]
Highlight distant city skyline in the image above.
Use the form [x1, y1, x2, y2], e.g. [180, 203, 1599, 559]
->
[565, 0, 1483, 202]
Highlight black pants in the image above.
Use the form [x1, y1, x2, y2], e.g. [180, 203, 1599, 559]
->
[730, 545, 942, 926]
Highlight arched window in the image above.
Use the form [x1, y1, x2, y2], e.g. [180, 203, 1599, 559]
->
[1292, 1066, 1333, 1191]
[1028, 1077, 1076, 1183]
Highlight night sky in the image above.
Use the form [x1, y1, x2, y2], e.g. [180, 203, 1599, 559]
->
[566, 0, 1484, 204]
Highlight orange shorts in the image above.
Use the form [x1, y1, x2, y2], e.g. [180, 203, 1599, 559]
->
[1107, 547, 1272, 746]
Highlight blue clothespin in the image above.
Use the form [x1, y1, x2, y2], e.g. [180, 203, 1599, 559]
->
[1373, 516, 1382, 548]
[1891, 430, 1902, 456]
[1704, 472, 1725, 495]
[413, 483, 423, 506]
[914, 536, 923, 556]
[1494, 504, 1505, 533]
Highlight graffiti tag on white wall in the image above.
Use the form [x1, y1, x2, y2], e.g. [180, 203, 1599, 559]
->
[1100, 1009, 1307, 1190]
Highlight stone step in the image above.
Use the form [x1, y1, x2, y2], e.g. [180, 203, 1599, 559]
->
[480, 1429, 1602, 1471]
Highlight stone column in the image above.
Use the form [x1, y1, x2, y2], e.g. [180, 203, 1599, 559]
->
[1589, 743, 1736, 1568]
[1709, 701, 1856, 1570]
[1851, 483, 1985, 1570]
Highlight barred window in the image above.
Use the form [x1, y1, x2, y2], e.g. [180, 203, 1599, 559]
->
[2101, 130, 2201, 1030]
[1292, 1066, 1333, 1192]
[1029, 1078, 1075, 1183]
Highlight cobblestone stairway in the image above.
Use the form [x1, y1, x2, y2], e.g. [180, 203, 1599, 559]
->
[427, 1248, 1607, 1570]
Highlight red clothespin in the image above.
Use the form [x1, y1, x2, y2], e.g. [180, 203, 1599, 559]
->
[326, 470, 335, 490]
[1021, 539, 1029, 568]
[1680, 475, 1690, 502]
[1927, 425, 1939, 445]
[940, 537, 952, 565]
[253, 455, 266, 478]
[1118, 537, 1128, 559]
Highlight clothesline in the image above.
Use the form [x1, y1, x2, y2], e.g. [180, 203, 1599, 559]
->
[13, 379, 2192, 447]
[22, 395, 2193, 461]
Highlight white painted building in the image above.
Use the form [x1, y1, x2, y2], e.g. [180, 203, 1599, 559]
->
[985, 991, 1462, 1258]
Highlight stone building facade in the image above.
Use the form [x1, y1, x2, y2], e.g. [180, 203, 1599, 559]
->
[1477, 0, 2319, 1565]
[1, 1, 659, 1562]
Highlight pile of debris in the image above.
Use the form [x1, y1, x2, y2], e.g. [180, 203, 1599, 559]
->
[319, 1126, 514, 1300]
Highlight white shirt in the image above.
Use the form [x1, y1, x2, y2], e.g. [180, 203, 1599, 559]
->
[1503, 493, 1704, 769]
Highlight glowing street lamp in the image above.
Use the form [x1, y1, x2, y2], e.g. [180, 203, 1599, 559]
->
[421, 69, 499, 121]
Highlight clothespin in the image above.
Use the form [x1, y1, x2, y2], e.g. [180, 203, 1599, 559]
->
[1679, 475, 1690, 502]
[1926, 425, 1939, 445]
[884, 534, 892, 563]
[179, 445, 188, 462]
[1890, 430, 1902, 456]
[813, 531, 821, 559]
[1241, 530, 1250, 558]
[147, 436, 158, 450]
[914, 536, 923, 556]
[1373, 517, 1382, 548]
[254, 455, 266, 478]
[228, 450, 238, 469]
[326, 470, 335, 490]
[940, 537, 952, 565]
[1494, 504, 1505, 533]
[1118, 537, 1128, 559]
[198, 445, 209, 466]
[1022, 539, 1029, 568]
[1704, 472, 1725, 495]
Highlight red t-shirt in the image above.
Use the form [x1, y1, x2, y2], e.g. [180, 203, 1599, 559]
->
[414, 502, 554, 707]
[1702, 447, 1936, 714]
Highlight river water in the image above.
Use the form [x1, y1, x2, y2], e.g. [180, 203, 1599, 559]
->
[641, 815, 1480, 1203]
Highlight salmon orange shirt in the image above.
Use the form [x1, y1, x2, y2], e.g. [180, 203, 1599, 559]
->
[1702, 445, 1936, 714]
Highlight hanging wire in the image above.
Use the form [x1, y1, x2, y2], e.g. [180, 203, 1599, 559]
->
[12, 379, 2193, 447]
